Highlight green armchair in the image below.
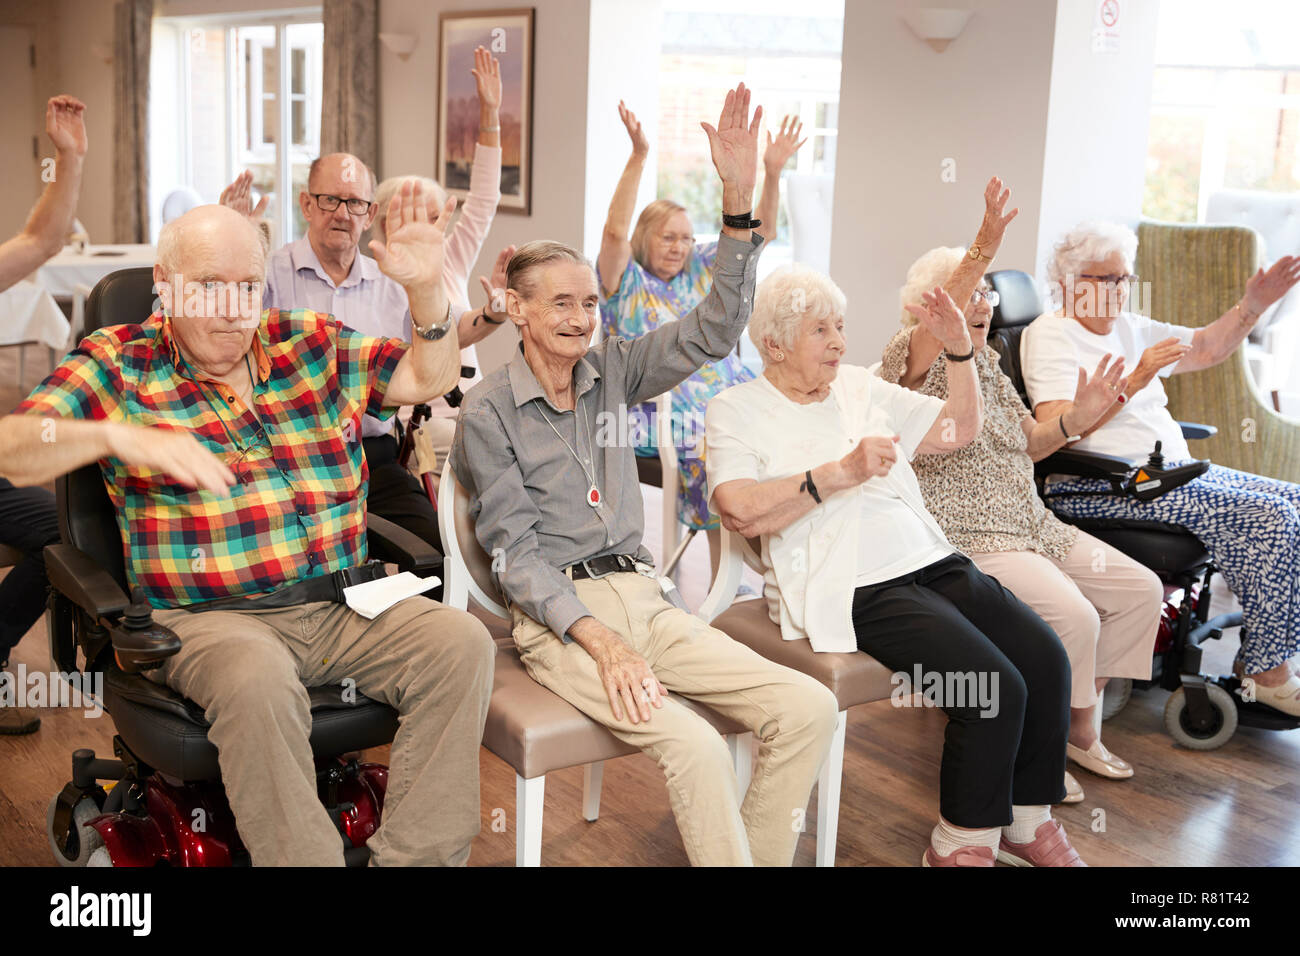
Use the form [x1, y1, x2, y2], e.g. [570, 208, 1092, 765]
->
[1136, 220, 1300, 483]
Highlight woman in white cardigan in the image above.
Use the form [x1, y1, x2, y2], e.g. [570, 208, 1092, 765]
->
[706, 265, 1084, 867]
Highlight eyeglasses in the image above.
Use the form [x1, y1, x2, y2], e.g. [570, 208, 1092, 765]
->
[1079, 273, 1137, 287]
[225, 426, 269, 484]
[970, 289, 1000, 306]
[311, 193, 374, 216]
[657, 234, 694, 248]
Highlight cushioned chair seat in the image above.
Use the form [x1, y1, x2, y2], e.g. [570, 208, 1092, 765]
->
[103, 669, 400, 782]
[1061, 517, 1210, 574]
[484, 644, 748, 780]
[711, 598, 895, 708]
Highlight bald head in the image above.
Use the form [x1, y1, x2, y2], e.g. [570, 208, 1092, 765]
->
[156, 204, 267, 279]
[307, 153, 376, 196]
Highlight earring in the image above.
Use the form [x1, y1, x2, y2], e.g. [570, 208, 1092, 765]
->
[774, 351, 785, 361]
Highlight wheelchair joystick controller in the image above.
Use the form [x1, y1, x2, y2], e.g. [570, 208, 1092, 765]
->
[1125, 441, 1209, 502]
[111, 587, 183, 674]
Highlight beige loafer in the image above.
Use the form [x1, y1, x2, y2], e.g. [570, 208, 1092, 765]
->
[1066, 739, 1133, 779]
[1060, 771, 1085, 804]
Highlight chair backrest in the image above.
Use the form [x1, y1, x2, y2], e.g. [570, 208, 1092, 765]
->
[698, 526, 765, 623]
[437, 457, 509, 619]
[84, 267, 158, 336]
[986, 268, 1043, 407]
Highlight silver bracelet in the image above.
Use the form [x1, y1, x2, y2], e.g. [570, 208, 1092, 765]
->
[480, 124, 500, 133]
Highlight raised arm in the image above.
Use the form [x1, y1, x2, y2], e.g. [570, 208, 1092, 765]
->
[906, 288, 983, 454]
[902, 177, 1018, 389]
[1022, 353, 1127, 459]
[1175, 256, 1300, 374]
[0, 96, 88, 293]
[754, 115, 805, 243]
[597, 101, 650, 297]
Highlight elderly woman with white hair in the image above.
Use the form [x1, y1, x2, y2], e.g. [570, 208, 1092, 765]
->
[880, 183, 1164, 802]
[706, 263, 1086, 867]
[596, 102, 804, 575]
[1021, 221, 1300, 715]
[371, 46, 515, 470]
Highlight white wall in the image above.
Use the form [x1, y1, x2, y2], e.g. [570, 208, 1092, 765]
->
[828, 0, 1058, 365]
[379, 0, 593, 377]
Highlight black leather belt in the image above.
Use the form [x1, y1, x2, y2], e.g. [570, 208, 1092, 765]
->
[564, 554, 641, 580]
[183, 561, 390, 613]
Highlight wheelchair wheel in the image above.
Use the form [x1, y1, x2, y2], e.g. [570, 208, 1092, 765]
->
[1164, 684, 1238, 750]
[46, 795, 105, 867]
[1101, 678, 1133, 721]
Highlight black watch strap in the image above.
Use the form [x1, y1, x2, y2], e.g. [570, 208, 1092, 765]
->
[799, 469, 822, 504]
[944, 345, 976, 362]
[722, 211, 762, 229]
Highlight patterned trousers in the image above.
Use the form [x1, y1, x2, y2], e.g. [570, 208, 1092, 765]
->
[1044, 464, 1300, 674]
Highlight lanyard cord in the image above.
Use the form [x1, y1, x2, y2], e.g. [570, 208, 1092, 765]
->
[536, 399, 597, 489]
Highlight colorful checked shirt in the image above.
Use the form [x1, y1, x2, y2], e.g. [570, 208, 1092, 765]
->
[15, 309, 408, 608]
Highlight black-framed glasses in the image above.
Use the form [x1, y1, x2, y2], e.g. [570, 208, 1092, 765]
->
[311, 193, 374, 216]
[1079, 273, 1138, 287]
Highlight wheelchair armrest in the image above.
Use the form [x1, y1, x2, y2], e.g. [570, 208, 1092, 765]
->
[1178, 421, 1217, 440]
[44, 542, 129, 620]
[1035, 448, 1136, 481]
[366, 514, 441, 575]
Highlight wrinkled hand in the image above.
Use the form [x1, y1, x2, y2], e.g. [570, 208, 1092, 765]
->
[368, 180, 456, 291]
[618, 100, 649, 160]
[477, 243, 516, 316]
[841, 435, 900, 485]
[700, 82, 761, 190]
[1242, 255, 1300, 317]
[1133, 336, 1192, 389]
[591, 627, 666, 724]
[904, 286, 971, 354]
[471, 45, 502, 114]
[1070, 352, 1128, 428]
[974, 175, 1018, 251]
[763, 114, 806, 174]
[109, 424, 236, 498]
[219, 170, 269, 222]
[46, 95, 87, 158]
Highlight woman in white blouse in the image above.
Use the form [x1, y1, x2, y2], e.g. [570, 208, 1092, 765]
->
[706, 265, 1085, 867]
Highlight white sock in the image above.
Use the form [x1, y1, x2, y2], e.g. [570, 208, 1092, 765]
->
[1003, 805, 1052, 844]
[931, 817, 1000, 858]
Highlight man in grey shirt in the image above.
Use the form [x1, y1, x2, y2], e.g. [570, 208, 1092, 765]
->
[450, 84, 837, 866]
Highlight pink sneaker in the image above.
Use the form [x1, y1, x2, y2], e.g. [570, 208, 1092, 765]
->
[997, 819, 1087, 867]
[922, 845, 995, 867]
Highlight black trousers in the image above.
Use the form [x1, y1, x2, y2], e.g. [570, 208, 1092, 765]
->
[362, 435, 443, 593]
[852, 553, 1070, 828]
[0, 478, 61, 664]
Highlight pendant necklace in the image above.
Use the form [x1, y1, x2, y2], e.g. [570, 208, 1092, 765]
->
[538, 398, 602, 507]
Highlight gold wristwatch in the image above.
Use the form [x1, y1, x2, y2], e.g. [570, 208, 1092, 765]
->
[968, 244, 992, 263]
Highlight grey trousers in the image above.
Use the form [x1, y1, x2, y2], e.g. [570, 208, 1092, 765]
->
[150, 596, 495, 866]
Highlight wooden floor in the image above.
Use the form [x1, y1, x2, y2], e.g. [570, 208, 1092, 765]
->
[2, 349, 1299, 867]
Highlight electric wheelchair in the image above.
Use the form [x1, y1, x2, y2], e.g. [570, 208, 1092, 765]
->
[44, 268, 441, 866]
[987, 269, 1300, 749]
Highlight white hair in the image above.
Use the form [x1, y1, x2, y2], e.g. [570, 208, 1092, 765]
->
[156, 207, 267, 277]
[749, 265, 847, 363]
[371, 175, 448, 244]
[1047, 221, 1138, 290]
[898, 246, 967, 328]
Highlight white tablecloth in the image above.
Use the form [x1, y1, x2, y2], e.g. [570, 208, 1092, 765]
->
[0, 280, 72, 349]
[34, 244, 156, 298]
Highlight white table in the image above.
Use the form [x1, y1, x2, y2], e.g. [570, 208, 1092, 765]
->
[0, 280, 73, 385]
[34, 244, 156, 298]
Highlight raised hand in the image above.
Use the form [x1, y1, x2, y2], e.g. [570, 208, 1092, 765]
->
[763, 115, 806, 175]
[477, 243, 517, 315]
[618, 100, 649, 160]
[1243, 255, 1300, 317]
[841, 435, 901, 484]
[45, 95, 87, 158]
[700, 82, 761, 191]
[368, 180, 456, 291]
[1133, 336, 1192, 389]
[905, 286, 971, 353]
[1071, 352, 1128, 427]
[973, 175, 1019, 252]
[219, 170, 269, 222]
[471, 45, 502, 114]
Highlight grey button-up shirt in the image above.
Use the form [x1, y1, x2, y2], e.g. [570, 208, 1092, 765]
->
[450, 232, 764, 641]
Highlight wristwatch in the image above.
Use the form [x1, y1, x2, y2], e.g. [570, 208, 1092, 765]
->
[967, 244, 992, 262]
[412, 303, 454, 341]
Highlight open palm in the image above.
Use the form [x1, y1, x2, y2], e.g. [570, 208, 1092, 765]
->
[701, 83, 761, 189]
[369, 181, 455, 290]
[46, 95, 87, 157]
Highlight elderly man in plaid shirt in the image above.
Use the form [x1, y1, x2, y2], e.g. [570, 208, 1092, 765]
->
[0, 190, 494, 867]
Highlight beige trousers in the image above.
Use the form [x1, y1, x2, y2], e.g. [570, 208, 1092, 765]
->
[150, 596, 495, 866]
[511, 570, 839, 866]
[969, 531, 1163, 709]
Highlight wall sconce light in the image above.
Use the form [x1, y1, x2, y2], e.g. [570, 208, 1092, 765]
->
[91, 42, 114, 65]
[378, 32, 417, 60]
[902, 8, 973, 53]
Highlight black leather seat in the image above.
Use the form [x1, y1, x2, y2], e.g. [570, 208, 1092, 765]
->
[986, 268, 1211, 576]
[45, 267, 428, 782]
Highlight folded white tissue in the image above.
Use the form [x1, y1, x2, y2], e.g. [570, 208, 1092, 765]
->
[343, 571, 442, 619]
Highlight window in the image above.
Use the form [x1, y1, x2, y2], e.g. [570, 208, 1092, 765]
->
[149, 13, 323, 246]
[1143, 1, 1300, 223]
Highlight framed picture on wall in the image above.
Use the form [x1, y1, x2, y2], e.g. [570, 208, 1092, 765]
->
[437, 8, 535, 215]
